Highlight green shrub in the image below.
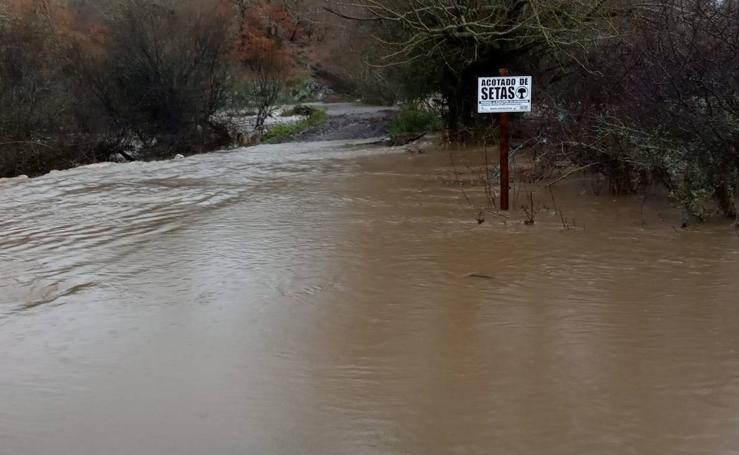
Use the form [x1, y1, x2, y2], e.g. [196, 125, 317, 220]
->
[389, 104, 441, 139]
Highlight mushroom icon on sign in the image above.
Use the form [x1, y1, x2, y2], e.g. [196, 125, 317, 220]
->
[517, 86, 529, 100]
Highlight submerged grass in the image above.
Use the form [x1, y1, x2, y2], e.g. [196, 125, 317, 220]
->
[262, 109, 328, 143]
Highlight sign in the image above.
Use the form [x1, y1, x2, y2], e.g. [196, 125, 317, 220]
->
[478, 76, 532, 113]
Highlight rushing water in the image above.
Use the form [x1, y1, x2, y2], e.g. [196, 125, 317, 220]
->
[1, 136, 738, 455]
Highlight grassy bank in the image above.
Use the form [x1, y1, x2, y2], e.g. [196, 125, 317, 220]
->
[262, 109, 328, 143]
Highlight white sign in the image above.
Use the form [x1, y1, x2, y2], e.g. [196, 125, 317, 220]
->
[478, 76, 532, 113]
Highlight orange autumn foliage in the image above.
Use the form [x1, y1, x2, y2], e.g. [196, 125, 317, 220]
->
[233, 1, 308, 77]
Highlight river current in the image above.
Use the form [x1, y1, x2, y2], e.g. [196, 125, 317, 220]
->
[1, 134, 738, 454]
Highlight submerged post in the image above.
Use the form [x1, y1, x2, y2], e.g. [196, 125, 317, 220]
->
[477, 69, 532, 213]
[499, 68, 511, 211]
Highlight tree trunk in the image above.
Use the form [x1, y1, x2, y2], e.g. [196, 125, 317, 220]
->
[735, 172, 739, 229]
[443, 86, 460, 142]
[716, 159, 737, 218]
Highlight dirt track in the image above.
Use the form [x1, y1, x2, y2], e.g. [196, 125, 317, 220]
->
[282, 103, 397, 143]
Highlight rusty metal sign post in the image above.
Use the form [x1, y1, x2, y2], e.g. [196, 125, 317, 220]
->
[477, 70, 532, 211]
[499, 70, 511, 210]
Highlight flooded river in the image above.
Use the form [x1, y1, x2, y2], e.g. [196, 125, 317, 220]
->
[1, 137, 738, 454]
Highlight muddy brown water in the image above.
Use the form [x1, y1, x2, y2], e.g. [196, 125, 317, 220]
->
[1, 138, 738, 455]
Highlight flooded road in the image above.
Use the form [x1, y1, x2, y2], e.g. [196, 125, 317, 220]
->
[1, 138, 739, 454]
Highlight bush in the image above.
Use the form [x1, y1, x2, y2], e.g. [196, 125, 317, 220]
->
[389, 104, 441, 139]
[75, 0, 232, 146]
[565, 0, 739, 219]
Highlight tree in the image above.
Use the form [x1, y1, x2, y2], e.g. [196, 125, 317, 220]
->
[232, 1, 294, 131]
[0, 1, 68, 140]
[577, 0, 739, 219]
[0, 0, 75, 176]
